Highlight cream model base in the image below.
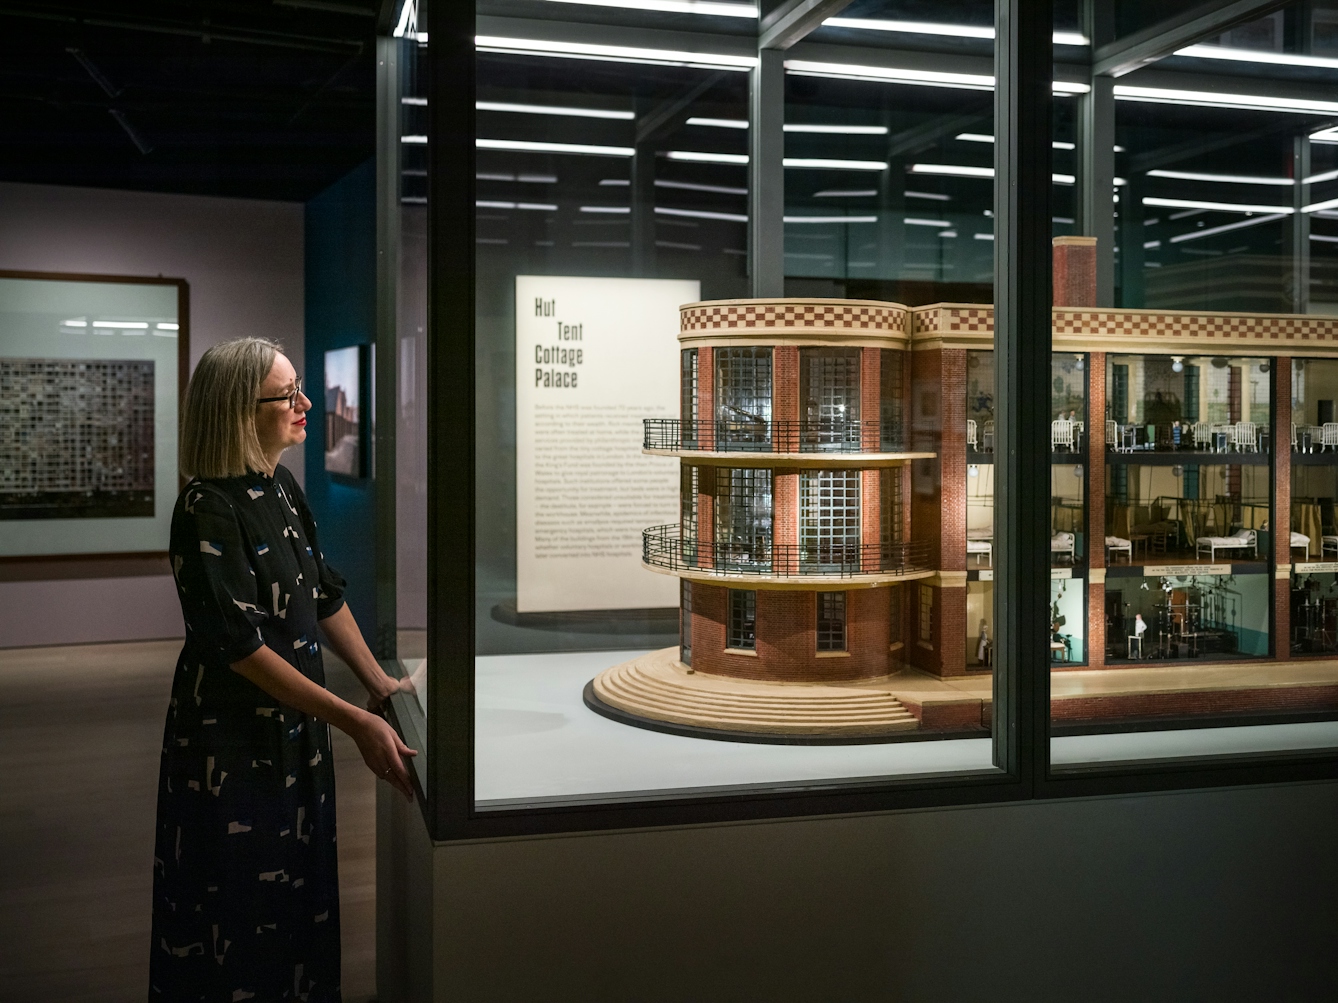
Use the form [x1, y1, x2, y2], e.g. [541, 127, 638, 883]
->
[587, 647, 921, 742]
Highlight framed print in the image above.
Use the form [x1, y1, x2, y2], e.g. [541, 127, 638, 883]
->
[324, 344, 368, 478]
[0, 270, 187, 560]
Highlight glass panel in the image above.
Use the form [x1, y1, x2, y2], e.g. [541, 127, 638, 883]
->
[1051, 0, 1338, 766]
[467, 0, 1006, 810]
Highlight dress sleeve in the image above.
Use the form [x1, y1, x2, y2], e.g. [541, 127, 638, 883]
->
[281, 468, 348, 620]
[171, 485, 267, 665]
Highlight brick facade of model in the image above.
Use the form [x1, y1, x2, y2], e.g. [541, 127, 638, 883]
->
[660, 245, 1338, 689]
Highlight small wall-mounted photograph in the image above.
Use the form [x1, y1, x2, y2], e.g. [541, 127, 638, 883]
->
[324, 344, 364, 477]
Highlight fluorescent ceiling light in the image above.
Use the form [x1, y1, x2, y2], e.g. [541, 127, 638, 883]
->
[1311, 127, 1338, 144]
[687, 117, 748, 129]
[666, 150, 749, 164]
[1305, 168, 1338, 185]
[905, 218, 951, 227]
[1147, 168, 1293, 186]
[905, 191, 951, 201]
[784, 157, 887, 171]
[544, 0, 758, 16]
[785, 59, 1088, 96]
[664, 152, 888, 170]
[477, 171, 558, 183]
[1310, 233, 1338, 243]
[580, 205, 631, 213]
[1174, 43, 1338, 71]
[814, 189, 877, 197]
[1168, 213, 1286, 243]
[656, 206, 748, 222]
[476, 100, 633, 120]
[974, 233, 994, 241]
[61, 319, 87, 327]
[1143, 196, 1293, 214]
[603, 176, 747, 195]
[909, 164, 1075, 184]
[401, 96, 426, 106]
[784, 215, 878, 223]
[155, 322, 179, 331]
[475, 35, 756, 70]
[786, 59, 991, 91]
[478, 138, 635, 156]
[401, 135, 427, 144]
[476, 200, 559, 210]
[92, 321, 149, 329]
[938, 230, 957, 237]
[1144, 239, 1161, 249]
[1304, 196, 1338, 214]
[821, 18, 1087, 46]
[1114, 84, 1338, 116]
[784, 124, 888, 135]
[956, 132, 1076, 150]
[911, 164, 993, 178]
[657, 179, 748, 195]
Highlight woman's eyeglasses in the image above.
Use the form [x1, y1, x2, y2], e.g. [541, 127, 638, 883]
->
[256, 377, 304, 409]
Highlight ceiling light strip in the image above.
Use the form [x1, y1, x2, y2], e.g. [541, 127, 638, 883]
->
[476, 100, 633, 120]
[1143, 196, 1293, 215]
[1167, 213, 1287, 244]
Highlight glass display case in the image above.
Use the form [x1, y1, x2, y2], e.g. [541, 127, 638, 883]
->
[370, 0, 1338, 842]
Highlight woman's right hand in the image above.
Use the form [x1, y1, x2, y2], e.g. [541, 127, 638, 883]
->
[351, 711, 418, 801]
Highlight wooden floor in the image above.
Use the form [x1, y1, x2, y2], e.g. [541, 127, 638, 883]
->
[0, 640, 377, 1002]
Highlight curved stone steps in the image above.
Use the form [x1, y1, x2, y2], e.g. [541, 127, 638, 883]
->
[591, 651, 919, 736]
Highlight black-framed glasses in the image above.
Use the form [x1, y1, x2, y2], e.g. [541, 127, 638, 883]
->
[256, 376, 303, 409]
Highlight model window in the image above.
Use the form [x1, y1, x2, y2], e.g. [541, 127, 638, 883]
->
[880, 349, 904, 451]
[681, 348, 698, 447]
[800, 469, 860, 571]
[716, 347, 772, 449]
[888, 584, 903, 649]
[680, 580, 693, 666]
[919, 585, 933, 646]
[715, 467, 772, 570]
[727, 589, 756, 650]
[800, 347, 860, 450]
[816, 591, 847, 652]
[880, 467, 903, 546]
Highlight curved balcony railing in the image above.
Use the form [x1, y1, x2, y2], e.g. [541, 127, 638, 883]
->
[644, 418, 905, 454]
[643, 525, 930, 579]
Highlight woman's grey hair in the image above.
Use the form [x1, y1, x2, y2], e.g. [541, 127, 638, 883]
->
[180, 337, 283, 479]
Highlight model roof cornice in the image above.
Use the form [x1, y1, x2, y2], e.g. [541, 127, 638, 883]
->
[911, 303, 1338, 356]
[679, 298, 912, 348]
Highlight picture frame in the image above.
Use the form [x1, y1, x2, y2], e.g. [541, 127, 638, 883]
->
[324, 343, 369, 479]
[0, 269, 188, 577]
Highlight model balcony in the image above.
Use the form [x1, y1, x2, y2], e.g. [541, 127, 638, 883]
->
[642, 524, 932, 586]
[644, 418, 932, 466]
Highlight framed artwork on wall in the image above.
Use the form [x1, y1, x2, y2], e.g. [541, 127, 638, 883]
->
[0, 269, 188, 565]
[324, 344, 368, 479]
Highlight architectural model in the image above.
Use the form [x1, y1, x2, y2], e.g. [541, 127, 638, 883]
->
[0, 357, 155, 520]
[585, 238, 1338, 741]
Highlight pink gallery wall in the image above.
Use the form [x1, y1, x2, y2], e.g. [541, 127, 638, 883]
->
[0, 181, 305, 648]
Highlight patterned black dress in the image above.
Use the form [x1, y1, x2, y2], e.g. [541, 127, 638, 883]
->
[150, 464, 346, 1002]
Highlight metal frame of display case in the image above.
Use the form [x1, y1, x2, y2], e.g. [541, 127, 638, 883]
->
[394, 0, 1338, 843]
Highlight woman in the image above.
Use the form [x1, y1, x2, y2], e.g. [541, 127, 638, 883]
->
[149, 338, 415, 1002]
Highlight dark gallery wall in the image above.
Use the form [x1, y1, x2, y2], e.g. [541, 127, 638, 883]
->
[0, 181, 305, 648]
[304, 159, 380, 649]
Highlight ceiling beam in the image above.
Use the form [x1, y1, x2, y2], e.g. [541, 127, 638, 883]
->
[759, 0, 855, 51]
[1093, 0, 1290, 78]
[636, 72, 727, 143]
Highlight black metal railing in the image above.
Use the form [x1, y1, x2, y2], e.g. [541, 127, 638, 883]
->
[642, 525, 930, 578]
[644, 418, 906, 453]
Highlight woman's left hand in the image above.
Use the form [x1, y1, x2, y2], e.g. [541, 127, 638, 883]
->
[366, 672, 415, 712]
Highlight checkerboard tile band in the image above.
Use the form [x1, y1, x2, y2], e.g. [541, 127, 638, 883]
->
[680, 301, 908, 333]
[911, 305, 1338, 343]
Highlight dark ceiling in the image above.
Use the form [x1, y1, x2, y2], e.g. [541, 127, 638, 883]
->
[0, 0, 384, 202]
